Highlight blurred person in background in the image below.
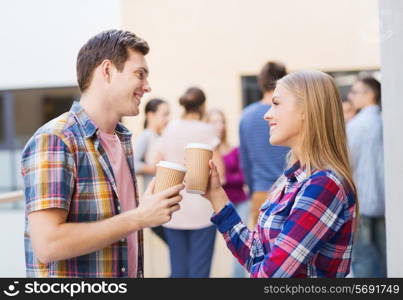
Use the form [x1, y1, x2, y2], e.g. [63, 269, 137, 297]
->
[204, 71, 357, 277]
[347, 77, 386, 277]
[134, 98, 170, 244]
[206, 109, 248, 277]
[239, 61, 289, 229]
[154, 87, 225, 278]
[342, 98, 357, 123]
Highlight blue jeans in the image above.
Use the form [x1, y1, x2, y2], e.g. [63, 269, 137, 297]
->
[352, 216, 387, 277]
[164, 225, 216, 278]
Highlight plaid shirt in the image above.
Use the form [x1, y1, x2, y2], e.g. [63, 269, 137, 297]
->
[211, 162, 356, 277]
[21, 101, 143, 278]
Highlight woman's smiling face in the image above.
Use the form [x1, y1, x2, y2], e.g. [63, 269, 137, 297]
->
[264, 84, 304, 148]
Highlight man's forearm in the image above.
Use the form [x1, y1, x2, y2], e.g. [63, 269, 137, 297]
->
[37, 209, 143, 263]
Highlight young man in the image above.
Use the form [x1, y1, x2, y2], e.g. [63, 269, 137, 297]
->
[239, 61, 289, 228]
[21, 30, 184, 278]
[347, 77, 386, 277]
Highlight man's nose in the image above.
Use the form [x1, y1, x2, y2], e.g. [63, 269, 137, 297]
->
[144, 80, 151, 93]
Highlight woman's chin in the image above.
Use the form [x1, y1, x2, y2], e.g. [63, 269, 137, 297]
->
[269, 136, 283, 146]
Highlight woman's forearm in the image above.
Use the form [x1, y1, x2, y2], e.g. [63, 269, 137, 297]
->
[210, 188, 229, 214]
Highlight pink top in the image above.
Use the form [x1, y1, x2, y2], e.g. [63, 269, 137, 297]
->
[98, 130, 138, 277]
[155, 119, 220, 229]
[222, 147, 248, 204]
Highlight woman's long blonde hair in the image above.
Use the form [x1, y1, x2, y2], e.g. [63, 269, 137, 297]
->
[277, 70, 358, 222]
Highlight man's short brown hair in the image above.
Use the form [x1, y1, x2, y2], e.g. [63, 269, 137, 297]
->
[76, 29, 149, 92]
[359, 76, 381, 105]
[258, 61, 287, 93]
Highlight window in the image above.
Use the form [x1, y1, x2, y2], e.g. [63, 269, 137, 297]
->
[241, 69, 380, 108]
[0, 94, 4, 146]
[327, 70, 380, 100]
[13, 87, 79, 147]
[0, 86, 79, 193]
[241, 76, 262, 108]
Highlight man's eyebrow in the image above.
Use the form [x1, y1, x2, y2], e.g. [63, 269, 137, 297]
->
[134, 67, 149, 76]
[140, 67, 149, 75]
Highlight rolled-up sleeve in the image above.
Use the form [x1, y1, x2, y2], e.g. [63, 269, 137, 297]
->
[21, 133, 75, 214]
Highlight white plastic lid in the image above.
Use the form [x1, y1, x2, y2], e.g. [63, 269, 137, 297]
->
[156, 161, 187, 172]
[185, 143, 213, 151]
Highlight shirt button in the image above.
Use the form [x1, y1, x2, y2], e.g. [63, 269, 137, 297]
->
[121, 267, 126, 272]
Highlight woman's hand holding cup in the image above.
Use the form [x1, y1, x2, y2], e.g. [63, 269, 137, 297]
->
[203, 160, 229, 214]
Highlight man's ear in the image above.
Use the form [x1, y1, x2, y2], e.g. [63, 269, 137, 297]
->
[146, 111, 153, 120]
[367, 90, 377, 104]
[99, 59, 113, 84]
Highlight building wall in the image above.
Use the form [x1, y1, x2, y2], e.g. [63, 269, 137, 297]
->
[379, 0, 403, 277]
[121, 0, 380, 144]
[0, 0, 122, 90]
[0, 0, 381, 143]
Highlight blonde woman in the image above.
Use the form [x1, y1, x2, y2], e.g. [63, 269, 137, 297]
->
[203, 71, 358, 277]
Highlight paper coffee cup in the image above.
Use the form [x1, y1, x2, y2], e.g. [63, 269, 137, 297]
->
[184, 143, 213, 194]
[154, 161, 187, 194]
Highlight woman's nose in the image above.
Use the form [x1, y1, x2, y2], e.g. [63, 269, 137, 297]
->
[263, 107, 272, 121]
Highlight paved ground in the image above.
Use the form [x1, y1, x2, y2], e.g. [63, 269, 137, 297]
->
[144, 227, 234, 277]
[0, 210, 26, 277]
